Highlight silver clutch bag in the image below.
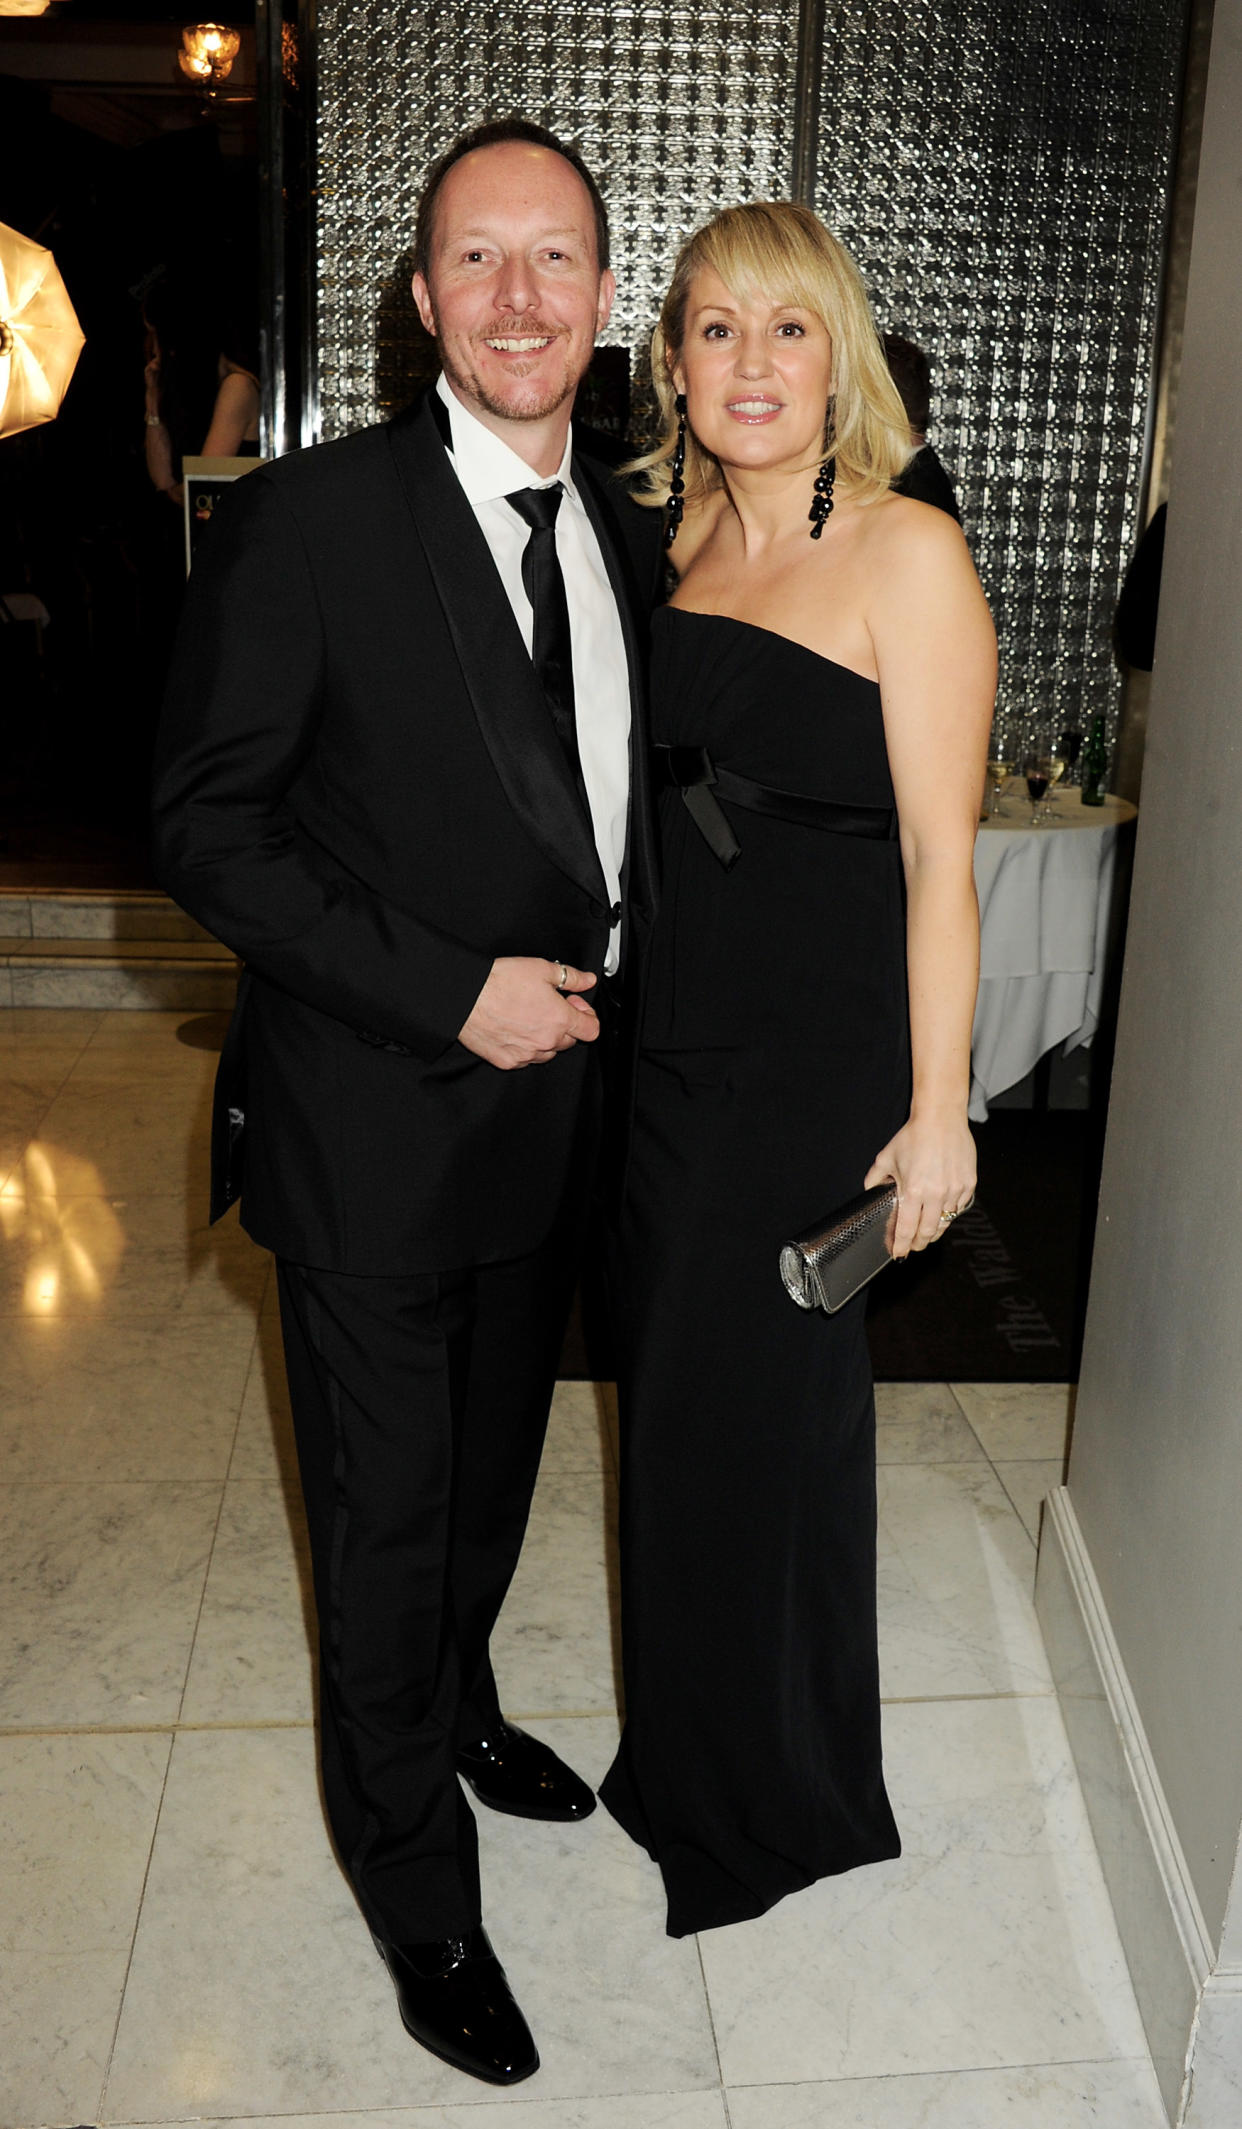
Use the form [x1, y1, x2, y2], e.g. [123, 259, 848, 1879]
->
[779, 1182, 898, 1314]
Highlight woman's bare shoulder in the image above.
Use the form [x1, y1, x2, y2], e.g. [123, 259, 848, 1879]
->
[862, 487, 968, 564]
[214, 368, 260, 411]
[864, 491, 994, 664]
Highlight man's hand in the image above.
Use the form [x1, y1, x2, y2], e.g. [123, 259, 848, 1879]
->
[458, 957, 600, 1069]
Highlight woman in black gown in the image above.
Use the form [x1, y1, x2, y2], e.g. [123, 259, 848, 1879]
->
[600, 203, 995, 1937]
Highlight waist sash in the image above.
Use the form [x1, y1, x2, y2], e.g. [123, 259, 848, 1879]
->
[654, 743, 899, 871]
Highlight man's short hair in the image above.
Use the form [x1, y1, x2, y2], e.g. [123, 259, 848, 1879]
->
[882, 332, 932, 435]
[413, 118, 611, 278]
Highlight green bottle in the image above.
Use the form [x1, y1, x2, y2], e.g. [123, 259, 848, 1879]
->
[1080, 714, 1108, 805]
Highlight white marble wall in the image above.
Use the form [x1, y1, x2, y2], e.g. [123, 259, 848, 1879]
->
[1033, 2, 1242, 2120]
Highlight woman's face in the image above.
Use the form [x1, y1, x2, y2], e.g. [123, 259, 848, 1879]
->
[672, 266, 834, 475]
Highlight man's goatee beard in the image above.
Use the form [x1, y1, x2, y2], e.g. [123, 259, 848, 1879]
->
[439, 344, 579, 426]
[474, 380, 576, 423]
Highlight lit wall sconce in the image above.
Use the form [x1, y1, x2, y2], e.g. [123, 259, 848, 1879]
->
[179, 23, 242, 87]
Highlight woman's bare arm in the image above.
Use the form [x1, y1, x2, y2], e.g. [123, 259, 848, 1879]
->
[144, 354, 184, 508]
[864, 500, 996, 1255]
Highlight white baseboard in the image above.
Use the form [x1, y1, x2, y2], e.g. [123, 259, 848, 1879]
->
[1182, 1967, 1242, 2127]
[1036, 1487, 1214, 2124]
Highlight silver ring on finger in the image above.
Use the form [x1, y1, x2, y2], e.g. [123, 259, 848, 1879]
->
[555, 961, 567, 990]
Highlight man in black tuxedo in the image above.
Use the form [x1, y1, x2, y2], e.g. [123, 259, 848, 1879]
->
[152, 119, 660, 2087]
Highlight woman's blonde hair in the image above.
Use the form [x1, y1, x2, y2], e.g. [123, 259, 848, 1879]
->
[632, 200, 912, 512]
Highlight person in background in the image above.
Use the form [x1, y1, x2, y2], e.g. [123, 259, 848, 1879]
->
[144, 307, 261, 506]
[1115, 501, 1166, 671]
[883, 330, 962, 522]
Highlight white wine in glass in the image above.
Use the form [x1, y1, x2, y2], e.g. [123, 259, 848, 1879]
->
[985, 757, 1014, 817]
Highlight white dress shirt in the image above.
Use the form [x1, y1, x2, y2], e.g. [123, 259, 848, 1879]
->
[435, 374, 630, 975]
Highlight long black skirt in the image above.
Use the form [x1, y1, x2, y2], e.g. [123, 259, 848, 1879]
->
[599, 1045, 901, 1937]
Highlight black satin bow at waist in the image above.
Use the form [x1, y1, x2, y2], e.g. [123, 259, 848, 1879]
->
[654, 743, 899, 871]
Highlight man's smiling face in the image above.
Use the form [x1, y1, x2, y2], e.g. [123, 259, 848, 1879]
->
[412, 140, 614, 437]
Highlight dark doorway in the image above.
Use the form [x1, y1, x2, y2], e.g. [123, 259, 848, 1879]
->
[0, 7, 259, 887]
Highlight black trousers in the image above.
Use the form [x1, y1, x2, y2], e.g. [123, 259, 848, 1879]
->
[276, 1190, 585, 1943]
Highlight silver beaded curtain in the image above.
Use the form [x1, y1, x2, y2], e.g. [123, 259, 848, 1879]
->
[313, 0, 1185, 763]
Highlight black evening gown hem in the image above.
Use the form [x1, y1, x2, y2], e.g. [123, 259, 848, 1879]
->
[598, 1755, 902, 1938]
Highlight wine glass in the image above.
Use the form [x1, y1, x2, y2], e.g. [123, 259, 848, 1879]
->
[985, 755, 1014, 819]
[1044, 748, 1068, 809]
[1023, 753, 1050, 826]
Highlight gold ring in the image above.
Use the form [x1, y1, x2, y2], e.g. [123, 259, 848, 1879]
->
[939, 1210, 955, 1225]
[555, 962, 567, 989]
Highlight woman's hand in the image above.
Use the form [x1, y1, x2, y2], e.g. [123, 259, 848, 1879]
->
[865, 1112, 976, 1259]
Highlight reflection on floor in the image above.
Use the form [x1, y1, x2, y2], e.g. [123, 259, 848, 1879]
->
[2, 1010, 1168, 2129]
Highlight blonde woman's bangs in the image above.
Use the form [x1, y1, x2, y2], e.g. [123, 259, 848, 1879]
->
[686, 215, 827, 327]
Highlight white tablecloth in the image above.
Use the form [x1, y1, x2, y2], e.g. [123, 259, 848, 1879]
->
[970, 790, 1137, 1120]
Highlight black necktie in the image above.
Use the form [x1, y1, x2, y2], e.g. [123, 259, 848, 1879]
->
[505, 484, 583, 791]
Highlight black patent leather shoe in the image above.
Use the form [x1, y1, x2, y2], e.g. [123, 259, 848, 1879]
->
[375, 1926, 538, 2084]
[456, 1720, 597, 1822]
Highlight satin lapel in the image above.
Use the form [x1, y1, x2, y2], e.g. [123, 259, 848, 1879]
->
[386, 397, 606, 906]
[575, 454, 659, 927]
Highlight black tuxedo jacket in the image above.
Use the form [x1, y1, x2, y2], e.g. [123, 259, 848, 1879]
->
[151, 391, 662, 1273]
[894, 442, 961, 523]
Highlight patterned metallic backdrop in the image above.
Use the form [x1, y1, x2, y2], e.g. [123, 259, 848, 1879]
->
[314, 0, 1185, 764]
[809, 0, 1185, 762]
[314, 1, 801, 435]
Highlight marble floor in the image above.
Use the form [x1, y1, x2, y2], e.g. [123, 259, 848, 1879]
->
[1, 1009, 1168, 2129]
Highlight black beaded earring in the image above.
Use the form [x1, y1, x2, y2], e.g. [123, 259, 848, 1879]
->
[665, 393, 688, 549]
[809, 453, 836, 540]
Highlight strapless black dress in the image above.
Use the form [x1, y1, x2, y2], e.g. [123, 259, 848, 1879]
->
[599, 607, 909, 1936]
